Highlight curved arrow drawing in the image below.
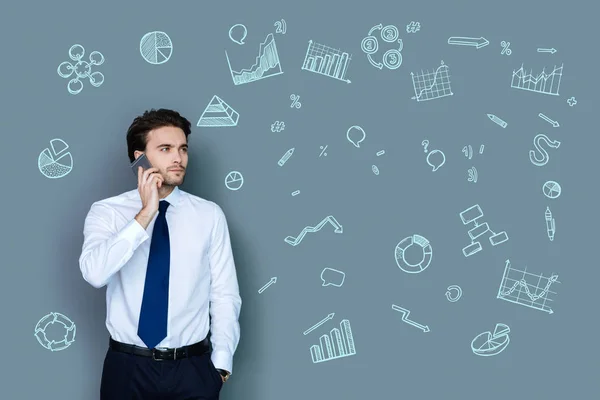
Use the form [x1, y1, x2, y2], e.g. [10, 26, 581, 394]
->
[285, 215, 343, 246]
[367, 53, 383, 69]
[392, 304, 430, 332]
[368, 23, 383, 36]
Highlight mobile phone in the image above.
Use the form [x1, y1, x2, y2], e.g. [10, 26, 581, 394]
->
[131, 153, 152, 176]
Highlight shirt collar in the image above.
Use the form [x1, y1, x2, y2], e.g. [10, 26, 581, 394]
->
[163, 186, 181, 207]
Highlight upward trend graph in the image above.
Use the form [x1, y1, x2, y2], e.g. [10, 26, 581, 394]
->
[285, 215, 343, 246]
[301, 40, 352, 83]
[411, 60, 453, 102]
[225, 33, 283, 85]
[510, 63, 563, 96]
[497, 260, 559, 314]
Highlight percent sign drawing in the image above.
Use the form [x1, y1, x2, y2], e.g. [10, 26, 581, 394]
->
[319, 145, 328, 157]
[290, 94, 301, 108]
[500, 41, 511, 55]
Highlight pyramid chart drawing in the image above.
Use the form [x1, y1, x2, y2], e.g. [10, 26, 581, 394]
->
[197, 95, 239, 127]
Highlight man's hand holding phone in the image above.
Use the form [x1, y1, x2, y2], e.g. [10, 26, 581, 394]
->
[135, 166, 164, 230]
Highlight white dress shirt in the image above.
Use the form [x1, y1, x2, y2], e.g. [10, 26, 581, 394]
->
[79, 186, 241, 374]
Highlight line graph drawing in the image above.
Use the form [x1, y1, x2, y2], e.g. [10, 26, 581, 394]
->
[284, 215, 343, 246]
[411, 60, 453, 102]
[510, 63, 563, 96]
[301, 40, 352, 83]
[225, 33, 283, 86]
[497, 259, 559, 314]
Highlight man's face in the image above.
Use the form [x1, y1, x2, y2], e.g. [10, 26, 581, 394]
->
[134, 126, 188, 187]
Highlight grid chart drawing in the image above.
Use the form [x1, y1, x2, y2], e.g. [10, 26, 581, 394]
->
[510, 64, 563, 96]
[225, 33, 283, 86]
[411, 61, 453, 102]
[301, 40, 352, 83]
[309, 319, 356, 363]
[496, 260, 560, 314]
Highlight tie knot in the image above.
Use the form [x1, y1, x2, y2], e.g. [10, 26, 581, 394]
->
[159, 200, 170, 213]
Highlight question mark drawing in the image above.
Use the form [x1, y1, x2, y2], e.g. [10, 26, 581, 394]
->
[529, 133, 561, 166]
[421, 140, 429, 152]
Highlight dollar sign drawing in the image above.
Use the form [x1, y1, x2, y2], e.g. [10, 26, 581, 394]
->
[529, 133, 561, 166]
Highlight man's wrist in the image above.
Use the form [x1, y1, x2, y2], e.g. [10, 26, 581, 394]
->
[216, 368, 230, 381]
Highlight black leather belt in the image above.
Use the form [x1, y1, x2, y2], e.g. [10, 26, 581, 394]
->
[109, 337, 210, 361]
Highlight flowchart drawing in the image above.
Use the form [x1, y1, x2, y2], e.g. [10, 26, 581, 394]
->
[459, 204, 508, 257]
[285, 215, 343, 246]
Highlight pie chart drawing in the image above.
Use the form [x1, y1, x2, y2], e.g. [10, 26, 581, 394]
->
[38, 138, 73, 179]
[225, 171, 244, 191]
[394, 234, 432, 274]
[140, 31, 173, 65]
[471, 323, 510, 357]
[542, 180, 561, 199]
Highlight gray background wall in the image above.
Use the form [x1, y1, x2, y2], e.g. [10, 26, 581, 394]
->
[2, 0, 598, 398]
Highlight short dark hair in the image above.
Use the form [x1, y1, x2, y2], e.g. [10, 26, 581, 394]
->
[126, 108, 192, 162]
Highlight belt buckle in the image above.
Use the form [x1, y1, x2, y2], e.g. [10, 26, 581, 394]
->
[152, 347, 169, 361]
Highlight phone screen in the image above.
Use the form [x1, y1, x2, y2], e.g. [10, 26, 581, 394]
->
[131, 154, 152, 176]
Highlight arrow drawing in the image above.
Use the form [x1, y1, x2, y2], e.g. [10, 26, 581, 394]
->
[258, 277, 277, 294]
[303, 312, 335, 335]
[391, 304, 430, 332]
[447, 36, 489, 49]
[285, 215, 343, 246]
[538, 113, 559, 127]
[537, 47, 557, 54]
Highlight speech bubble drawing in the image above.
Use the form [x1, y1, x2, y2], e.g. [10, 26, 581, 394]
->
[321, 267, 345, 287]
[346, 125, 366, 148]
[426, 149, 446, 171]
[228, 24, 247, 45]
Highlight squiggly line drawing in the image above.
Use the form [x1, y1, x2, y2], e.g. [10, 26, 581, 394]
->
[284, 216, 343, 246]
[391, 304, 430, 332]
[500, 275, 558, 301]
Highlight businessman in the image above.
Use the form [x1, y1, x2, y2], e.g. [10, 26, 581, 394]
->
[79, 108, 242, 399]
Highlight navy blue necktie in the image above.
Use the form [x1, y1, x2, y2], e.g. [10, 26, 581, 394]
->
[138, 200, 171, 349]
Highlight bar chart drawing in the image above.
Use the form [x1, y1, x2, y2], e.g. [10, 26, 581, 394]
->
[497, 260, 559, 314]
[225, 33, 283, 86]
[510, 63, 563, 96]
[411, 60, 453, 102]
[301, 40, 352, 83]
[309, 318, 356, 363]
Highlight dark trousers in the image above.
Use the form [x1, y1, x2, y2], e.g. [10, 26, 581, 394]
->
[100, 347, 223, 399]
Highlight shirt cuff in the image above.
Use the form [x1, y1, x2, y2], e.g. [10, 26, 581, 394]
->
[121, 218, 150, 250]
[211, 350, 234, 375]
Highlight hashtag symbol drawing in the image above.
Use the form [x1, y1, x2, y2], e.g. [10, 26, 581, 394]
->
[406, 21, 420, 33]
[271, 121, 285, 132]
